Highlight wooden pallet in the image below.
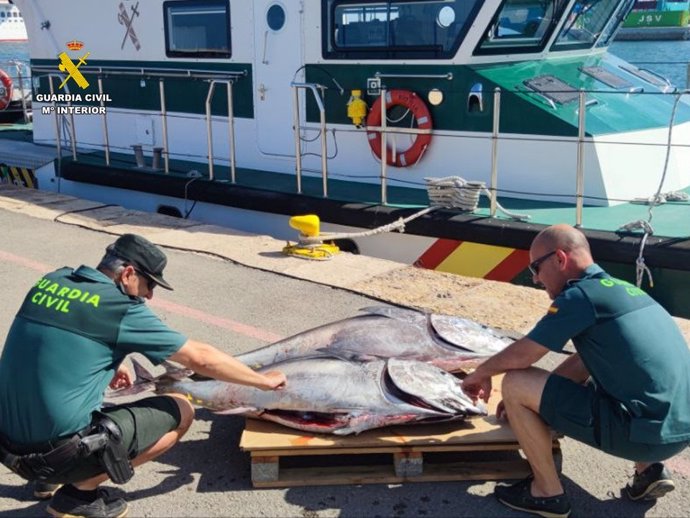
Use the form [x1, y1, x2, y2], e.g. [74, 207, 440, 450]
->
[240, 381, 561, 488]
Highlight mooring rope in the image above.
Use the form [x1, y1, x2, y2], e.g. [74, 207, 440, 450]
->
[295, 176, 528, 248]
[425, 176, 530, 221]
[619, 91, 688, 288]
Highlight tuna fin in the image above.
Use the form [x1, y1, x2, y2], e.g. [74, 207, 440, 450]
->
[132, 358, 155, 382]
[109, 359, 192, 398]
[108, 358, 156, 397]
[161, 360, 195, 380]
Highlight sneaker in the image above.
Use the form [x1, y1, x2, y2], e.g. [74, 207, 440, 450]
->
[495, 476, 571, 518]
[33, 481, 62, 499]
[46, 486, 128, 518]
[626, 462, 675, 501]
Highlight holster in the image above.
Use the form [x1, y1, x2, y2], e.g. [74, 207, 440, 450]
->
[92, 413, 134, 485]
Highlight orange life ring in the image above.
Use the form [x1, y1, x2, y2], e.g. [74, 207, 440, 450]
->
[0, 70, 12, 111]
[366, 89, 432, 168]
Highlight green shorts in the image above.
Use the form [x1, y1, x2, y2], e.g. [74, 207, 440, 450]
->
[539, 374, 688, 463]
[47, 396, 182, 484]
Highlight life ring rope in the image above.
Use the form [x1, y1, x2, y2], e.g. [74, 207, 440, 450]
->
[366, 89, 433, 168]
[0, 70, 13, 112]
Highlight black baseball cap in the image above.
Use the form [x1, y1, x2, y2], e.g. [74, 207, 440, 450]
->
[109, 234, 173, 290]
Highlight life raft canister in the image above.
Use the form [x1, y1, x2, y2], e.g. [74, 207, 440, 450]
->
[0, 70, 12, 111]
[366, 89, 432, 168]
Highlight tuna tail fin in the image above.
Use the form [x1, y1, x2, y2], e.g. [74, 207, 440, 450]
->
[109, 358, 193, 398]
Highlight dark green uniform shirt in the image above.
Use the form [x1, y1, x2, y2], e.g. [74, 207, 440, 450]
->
[527, 264, 690, 444]
[0, 266, 187, 444]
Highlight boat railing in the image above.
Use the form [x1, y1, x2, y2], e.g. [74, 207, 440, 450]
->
[490, 88, 500, 217]
[205, 79, 237, 183]
[623, 60, 690, 90]
[30, 65, 248, 82]
[26, 67, 690, 231]
[31, 67, 246, 177]
[575, 90, 587, 227]
[43, 74, 77, 162]
[291, 82, 329, 197]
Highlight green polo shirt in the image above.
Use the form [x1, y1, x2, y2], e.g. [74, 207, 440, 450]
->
[528, 264, 690, 444]
[0, 266, 187, 444]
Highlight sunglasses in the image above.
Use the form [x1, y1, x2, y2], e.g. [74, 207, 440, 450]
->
[133, 267, 156, 291]
[528, 250, 557, 276]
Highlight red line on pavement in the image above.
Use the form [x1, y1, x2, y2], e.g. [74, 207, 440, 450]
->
[0, 248, 282, 343]
[150, 298, 282, 343]
[0, 249, 54, 273]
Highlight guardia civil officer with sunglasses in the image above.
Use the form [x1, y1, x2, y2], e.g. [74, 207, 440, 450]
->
[0, 234, 286, 518]
[463, 224, 690, 518]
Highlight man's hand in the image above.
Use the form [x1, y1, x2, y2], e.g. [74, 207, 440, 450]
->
[461, 371, 492, 403]
[260, 370, 287, 391]
[109, 364, 132, 390]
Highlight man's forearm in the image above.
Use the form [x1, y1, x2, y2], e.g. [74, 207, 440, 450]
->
[170, 340, 275, 389]
[474, 337, 549, 378]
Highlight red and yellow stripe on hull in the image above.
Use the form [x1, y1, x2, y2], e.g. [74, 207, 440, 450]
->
[415, 239, 530, 281]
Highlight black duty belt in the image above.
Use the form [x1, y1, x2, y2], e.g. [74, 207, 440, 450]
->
[0, 425, 94, 455]
[0, 432, 86, 480]
[0, 413, 131, 483]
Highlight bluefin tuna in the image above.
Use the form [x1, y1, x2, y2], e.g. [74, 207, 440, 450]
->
[124, 356, 486, 435]
[236, 306, 516, 372]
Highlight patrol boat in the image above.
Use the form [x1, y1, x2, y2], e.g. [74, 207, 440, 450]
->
[10, 0, 690, 317]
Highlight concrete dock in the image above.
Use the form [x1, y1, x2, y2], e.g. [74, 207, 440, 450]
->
[0, 184, 688, 518]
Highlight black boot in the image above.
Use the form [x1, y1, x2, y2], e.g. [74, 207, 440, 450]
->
[46, 485, 128, 518]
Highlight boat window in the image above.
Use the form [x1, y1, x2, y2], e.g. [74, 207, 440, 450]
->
[475, 0, 568, 55]
[322, 0, 483, 60]
[594, 0, 636, 47]
[551, 0, 622, 51]
[267, 4, 286, 31]
[163, 0, 231, 58]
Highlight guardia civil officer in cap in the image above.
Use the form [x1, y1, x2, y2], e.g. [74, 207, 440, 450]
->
[0, 234, 286, 518]
[462, 224, 690, 518]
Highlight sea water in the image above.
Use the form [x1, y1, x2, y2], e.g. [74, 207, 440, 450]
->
[610, 40, 690, 89]
[0, 41, 28, 67]
[0, 40, 688, 88]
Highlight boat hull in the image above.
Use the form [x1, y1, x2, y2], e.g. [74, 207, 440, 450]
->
[36, 158, 690, 319]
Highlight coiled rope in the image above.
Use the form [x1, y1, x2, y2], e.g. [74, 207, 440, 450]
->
[424, 176, 530, 221]
[619, 91, 689, 288]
